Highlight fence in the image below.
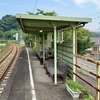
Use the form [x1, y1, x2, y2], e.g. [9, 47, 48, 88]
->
[57, 42, 100, 100]
[75, 54, 100, 100]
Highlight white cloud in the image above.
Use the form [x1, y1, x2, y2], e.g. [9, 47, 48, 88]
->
[74, 0, 100, 8]
[92, 0, 100, 8]
[74, 0, 89, 5]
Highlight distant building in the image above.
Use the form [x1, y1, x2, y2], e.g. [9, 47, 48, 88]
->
[86, 37, 100, 60]
[89, 37, 100, 55]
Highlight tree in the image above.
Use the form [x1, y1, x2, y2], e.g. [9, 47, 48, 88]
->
[0, 15, 21, 40]
[77, 28, 95, 55]
[64, 27, 95, 55]
[26, 11, 34, 15]
[0, 15, 20, 32]
[27, 9, 57, 16]
[36, 9, 57, 16]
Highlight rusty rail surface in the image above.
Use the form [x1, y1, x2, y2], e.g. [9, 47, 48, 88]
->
[0, 44, 19, 95]
[75, 54, 100, 100]
[0, 44, 13, 63]
[0, 44, 18, 83]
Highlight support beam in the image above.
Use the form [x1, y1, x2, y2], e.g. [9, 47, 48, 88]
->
[19, 17, 25, 32]
[72, 26, 76, 81]
[53, 25, 57, 85]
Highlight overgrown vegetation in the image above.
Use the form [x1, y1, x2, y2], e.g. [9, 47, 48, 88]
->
[0, 40, 8, 52]
[0, 40, 7, 43]
[66, 80, 94, 100]
[63, 27, 95, 55]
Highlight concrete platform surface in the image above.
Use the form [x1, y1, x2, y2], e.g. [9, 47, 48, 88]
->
[0, 47, 75, 100]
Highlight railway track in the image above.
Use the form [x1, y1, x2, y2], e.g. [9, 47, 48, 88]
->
[0, 43, 20, 96]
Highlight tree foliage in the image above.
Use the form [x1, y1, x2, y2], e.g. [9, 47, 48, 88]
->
[36, 9, 57, 16]
[27, 9, 57, 16]
[77, 28, 95, 55]
[64, 27, 95, 55]
[26, 11, 35, 15]
[0, 15, 21, 40]
[0, 15, 20, 32]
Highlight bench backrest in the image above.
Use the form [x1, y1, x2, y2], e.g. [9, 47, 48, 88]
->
[57, 60, 68, 73]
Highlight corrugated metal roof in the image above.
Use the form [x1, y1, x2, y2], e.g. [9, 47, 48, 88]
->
[16, 14, 92, 34]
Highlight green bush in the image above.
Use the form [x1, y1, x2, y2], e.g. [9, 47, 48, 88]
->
[67, 80, 81, 92]
[0, 40, 7, 43]
[66, 80, 94, 100]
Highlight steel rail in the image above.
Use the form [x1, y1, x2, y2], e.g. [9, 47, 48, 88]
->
[0, 44, 13, 63]
[0, 43, 19, 83]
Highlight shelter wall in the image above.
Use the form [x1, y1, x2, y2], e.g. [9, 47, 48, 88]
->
[57, 42, 73, 79]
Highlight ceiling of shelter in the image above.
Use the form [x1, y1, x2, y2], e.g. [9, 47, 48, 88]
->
[16, 14, 92, 34]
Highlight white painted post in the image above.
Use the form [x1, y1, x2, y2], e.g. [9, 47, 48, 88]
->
[53, 25, 57, 85]
[72, 26, 76, 82]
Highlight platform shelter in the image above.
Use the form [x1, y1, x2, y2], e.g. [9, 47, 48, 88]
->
[16, 14, 92, 85]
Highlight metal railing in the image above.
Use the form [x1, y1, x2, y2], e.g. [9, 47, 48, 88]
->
[75, 54, 100, 100]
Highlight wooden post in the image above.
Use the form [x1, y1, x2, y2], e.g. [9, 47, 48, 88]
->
[96, 64, 100, 100]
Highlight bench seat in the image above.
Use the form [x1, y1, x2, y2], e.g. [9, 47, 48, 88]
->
[44, 59, 68, 83]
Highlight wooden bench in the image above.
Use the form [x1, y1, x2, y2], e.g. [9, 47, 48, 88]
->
[36, 53, 43, 65]
[44, 59, 68, 83]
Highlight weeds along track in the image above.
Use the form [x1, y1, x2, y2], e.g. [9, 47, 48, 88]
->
[0, 43, 20, 96]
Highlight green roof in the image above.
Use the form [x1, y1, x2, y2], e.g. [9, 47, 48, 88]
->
[16, 14, 92, 34]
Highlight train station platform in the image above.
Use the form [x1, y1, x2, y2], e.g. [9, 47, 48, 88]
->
[0, 47, 75, 100]
[28, 48, 73, 100]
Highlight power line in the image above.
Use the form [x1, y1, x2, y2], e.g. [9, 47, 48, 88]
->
[33, 0, 38, 13]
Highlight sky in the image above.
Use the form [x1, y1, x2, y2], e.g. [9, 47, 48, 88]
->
[0, 0, 100, 32]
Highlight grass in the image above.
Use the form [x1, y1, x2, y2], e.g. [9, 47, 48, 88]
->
[67, 80, 81, 92]
[66, 80, 94, 100]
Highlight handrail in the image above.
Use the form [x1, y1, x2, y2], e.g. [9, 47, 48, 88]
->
[75, 54, 100, 100]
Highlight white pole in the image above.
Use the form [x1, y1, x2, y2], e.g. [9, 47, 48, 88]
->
[73, 26, 76, 81]
[57, 31, 60, 43]
[53, 25, 57, 85]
